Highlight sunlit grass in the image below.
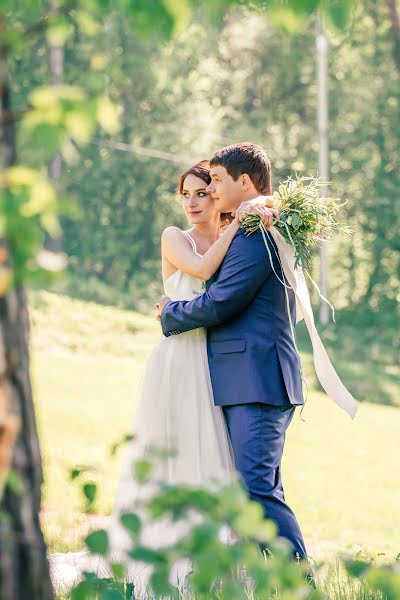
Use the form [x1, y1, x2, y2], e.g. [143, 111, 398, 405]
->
[29, 290, 400, 561]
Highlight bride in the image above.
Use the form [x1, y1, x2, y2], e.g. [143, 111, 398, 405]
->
[107, 160, 276, 587]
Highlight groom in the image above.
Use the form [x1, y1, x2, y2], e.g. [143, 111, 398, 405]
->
[159, 142, 307, 560]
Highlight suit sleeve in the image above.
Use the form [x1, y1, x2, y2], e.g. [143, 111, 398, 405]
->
[161, 228, 273, 336]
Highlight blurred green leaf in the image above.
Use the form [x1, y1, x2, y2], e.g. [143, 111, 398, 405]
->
[110, 433, 135, 457]
[29, 85, 85, 109]
[185, 522, 218, 553]
[129, 545, 167, 566]
[133, 459, 153, 483]
[162, 0, 191, 33]
[1, 25, 25, 52]
[267, 6, 307, 34]
[22, 180, 56, 217]
[232, 500, 265, 537]
[218, 483, 248, 513]
[71, 578, 93, 600]
[85, 529, 109, 555]
[46, 16, 74, 46]
[83, 481, 97, 508]
[5, 166, 39, 187]
[96, 97, 120, 135]
[126, 0, 175, 39]
[73, 10, 102, 36]
[65, 110, 95, 144]
[289, 0, 320, 14]
[120, 512, 141, 536]
[99, 587, 123, 600]
[39, 213, 62, 238]
[150, 566, 177, 597]
[185, 488, 216, 512]
[69, 465, 97, 480]
[25, 122, 65, 158]
[110, 561, 125, 580]
[328, 0, 354, 29]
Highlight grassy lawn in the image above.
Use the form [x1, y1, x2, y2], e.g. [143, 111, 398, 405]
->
[29, 290, 400, 560]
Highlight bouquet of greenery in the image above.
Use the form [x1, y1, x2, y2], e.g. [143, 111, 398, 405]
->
[241, 174, 352, 270]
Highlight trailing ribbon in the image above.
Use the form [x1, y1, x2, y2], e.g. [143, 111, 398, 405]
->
[260, 223, 359, 419]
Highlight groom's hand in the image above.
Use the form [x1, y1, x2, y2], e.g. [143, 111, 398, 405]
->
[155, 295, 171, 321]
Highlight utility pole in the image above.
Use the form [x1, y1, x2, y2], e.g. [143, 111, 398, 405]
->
[48, 14, 63, 182]
[47, 1, 64, 256]
[316, 15, 329, 324]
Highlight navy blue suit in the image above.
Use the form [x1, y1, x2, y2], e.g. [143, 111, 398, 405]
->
[161, 227, 307, 558]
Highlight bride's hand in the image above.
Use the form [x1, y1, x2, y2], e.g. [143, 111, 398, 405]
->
[155, 295, 171, 321]
[233, 196, 279, 229]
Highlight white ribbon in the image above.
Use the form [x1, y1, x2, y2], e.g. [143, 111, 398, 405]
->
[266, 225, 359, 419]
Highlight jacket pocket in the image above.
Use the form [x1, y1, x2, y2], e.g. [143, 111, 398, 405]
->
[211, 339, 246, 354]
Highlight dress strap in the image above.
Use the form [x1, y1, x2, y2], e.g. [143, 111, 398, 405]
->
[183, 231, 201, 256]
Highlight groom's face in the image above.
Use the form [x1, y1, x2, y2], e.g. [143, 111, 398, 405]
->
[206, 165, 245, 212]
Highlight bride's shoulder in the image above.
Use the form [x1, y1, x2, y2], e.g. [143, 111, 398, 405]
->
[162, 225, 182, 237]
[161, 226, 191, 250]
[162, 226, 185, 242]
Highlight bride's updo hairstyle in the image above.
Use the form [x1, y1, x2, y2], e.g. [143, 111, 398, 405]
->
[177, 160, 233, 228]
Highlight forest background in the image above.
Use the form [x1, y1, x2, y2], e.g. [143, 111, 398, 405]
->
[2, 0, 400, 586]
[12, 0, 399, 406]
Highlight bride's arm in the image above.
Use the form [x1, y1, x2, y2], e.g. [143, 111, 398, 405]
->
[161, 220, 240, 281]
[161, 198, 278, 282]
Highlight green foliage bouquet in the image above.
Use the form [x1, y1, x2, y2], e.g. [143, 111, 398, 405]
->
[241, 174, 352, 270]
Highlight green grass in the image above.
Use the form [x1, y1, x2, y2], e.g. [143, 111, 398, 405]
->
[55, 570, 384, 600]
[296, 315, 399, 408]
[29, 290, 400, 562]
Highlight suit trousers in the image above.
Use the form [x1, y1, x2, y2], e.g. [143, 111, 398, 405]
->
[222, 402, 307, 560]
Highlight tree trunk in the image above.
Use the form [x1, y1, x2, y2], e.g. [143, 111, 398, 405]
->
[0, 35, 54, 600]
[0, 290, 53, 600]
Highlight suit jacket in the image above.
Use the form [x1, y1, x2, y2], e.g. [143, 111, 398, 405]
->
[161, 227, 303, 407]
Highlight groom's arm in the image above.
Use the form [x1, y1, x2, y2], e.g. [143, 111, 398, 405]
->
[161, 229, 273, 336]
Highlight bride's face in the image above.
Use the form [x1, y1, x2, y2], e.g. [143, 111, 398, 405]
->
[181, 174, 219, 225]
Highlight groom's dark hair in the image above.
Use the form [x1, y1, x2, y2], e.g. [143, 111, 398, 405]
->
[210, 142, 272, 195]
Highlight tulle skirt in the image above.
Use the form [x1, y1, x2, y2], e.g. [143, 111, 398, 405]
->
[107, 328, 236, 593]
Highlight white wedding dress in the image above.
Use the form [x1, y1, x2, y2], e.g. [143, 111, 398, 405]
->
[107, 232, 236, 593]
